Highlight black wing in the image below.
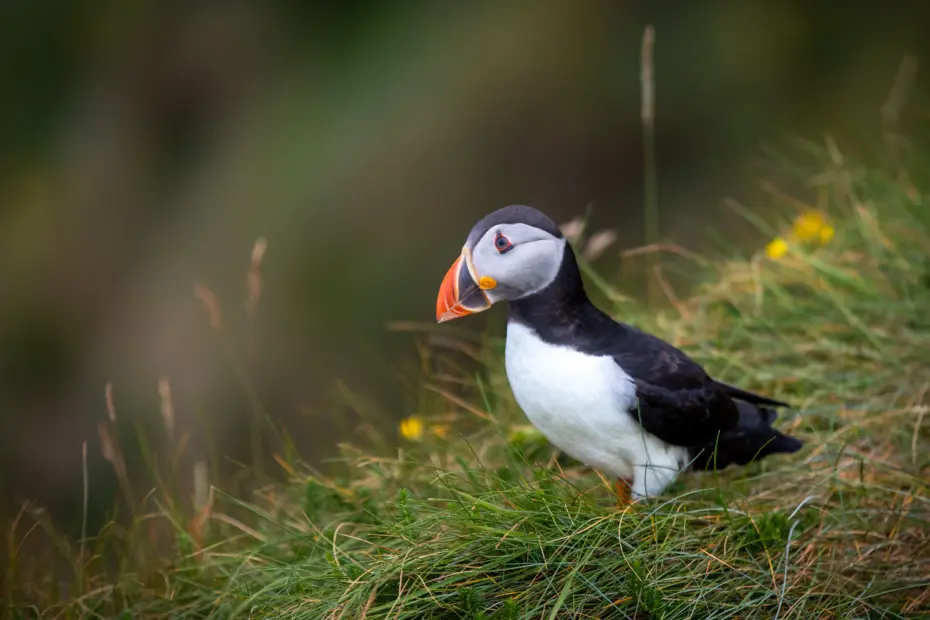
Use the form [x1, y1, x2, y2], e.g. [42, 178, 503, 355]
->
[610, 329, 787, 448]
[712, 379, 789, 408]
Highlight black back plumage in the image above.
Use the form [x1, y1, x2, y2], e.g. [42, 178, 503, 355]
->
[509, 240, 803, 471]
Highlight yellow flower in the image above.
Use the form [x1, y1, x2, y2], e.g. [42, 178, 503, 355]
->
[793, 211, 828, 242]
[399, 416, 424, 441]
[764, 210, 834, 259]
[765, 237, 789, 260]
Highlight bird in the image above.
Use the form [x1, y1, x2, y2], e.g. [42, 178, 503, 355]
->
[435, 205, 803, 504]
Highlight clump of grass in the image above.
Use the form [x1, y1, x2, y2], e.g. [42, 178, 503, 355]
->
[5, 140, 930, 618]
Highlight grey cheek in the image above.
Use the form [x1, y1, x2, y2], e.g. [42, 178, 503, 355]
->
[480, 282, 506, 304]
[514, 265, 541, 289]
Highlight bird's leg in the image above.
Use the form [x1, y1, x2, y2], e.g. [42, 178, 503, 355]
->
[614, 478, 633, 508]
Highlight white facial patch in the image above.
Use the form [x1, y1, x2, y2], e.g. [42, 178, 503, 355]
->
[470, 223, 565, 302]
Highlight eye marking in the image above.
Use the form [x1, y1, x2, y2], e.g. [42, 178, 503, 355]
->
[494, 231, 514, 254]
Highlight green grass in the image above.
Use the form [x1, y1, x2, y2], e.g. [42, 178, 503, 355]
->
[5, 140, 930, 618]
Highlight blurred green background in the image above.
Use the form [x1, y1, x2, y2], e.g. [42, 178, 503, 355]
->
[1, 1, 927, 526]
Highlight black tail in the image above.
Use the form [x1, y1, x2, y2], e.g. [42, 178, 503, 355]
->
[714, 379, 791, 409]
[690, 400, 803, 471]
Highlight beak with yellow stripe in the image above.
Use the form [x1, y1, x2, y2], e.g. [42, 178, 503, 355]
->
[436, 247, 497, 322]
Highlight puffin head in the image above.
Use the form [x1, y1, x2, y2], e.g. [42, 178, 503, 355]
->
[436, 205, 567, 322]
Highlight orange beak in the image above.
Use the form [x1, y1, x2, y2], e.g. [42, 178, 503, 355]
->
[436, 250, 492, 322]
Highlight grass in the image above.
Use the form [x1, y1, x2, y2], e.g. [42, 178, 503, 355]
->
[4, 139, 930, 619]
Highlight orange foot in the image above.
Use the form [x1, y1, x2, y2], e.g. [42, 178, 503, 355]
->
[614, 478, 634, 510]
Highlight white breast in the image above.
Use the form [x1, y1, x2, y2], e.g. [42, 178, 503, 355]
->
[504, 321, 689, 498]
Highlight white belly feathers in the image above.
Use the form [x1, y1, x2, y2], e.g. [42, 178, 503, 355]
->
[504, 321, 689, 498]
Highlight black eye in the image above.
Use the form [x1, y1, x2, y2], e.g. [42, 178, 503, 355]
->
[494, 231, 513, 254]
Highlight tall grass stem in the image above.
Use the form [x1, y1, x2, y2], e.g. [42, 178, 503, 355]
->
[640, 25, 659, 304]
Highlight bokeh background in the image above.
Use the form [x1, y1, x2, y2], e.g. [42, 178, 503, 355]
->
[2, 1, 928, 528]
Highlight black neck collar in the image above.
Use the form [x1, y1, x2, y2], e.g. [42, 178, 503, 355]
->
[507, 244, 618, 347]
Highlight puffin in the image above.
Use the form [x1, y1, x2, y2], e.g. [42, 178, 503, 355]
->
[435, 205, 803, 503]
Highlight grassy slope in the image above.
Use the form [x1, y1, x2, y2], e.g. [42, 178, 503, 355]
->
[6, 144, 930, 619]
